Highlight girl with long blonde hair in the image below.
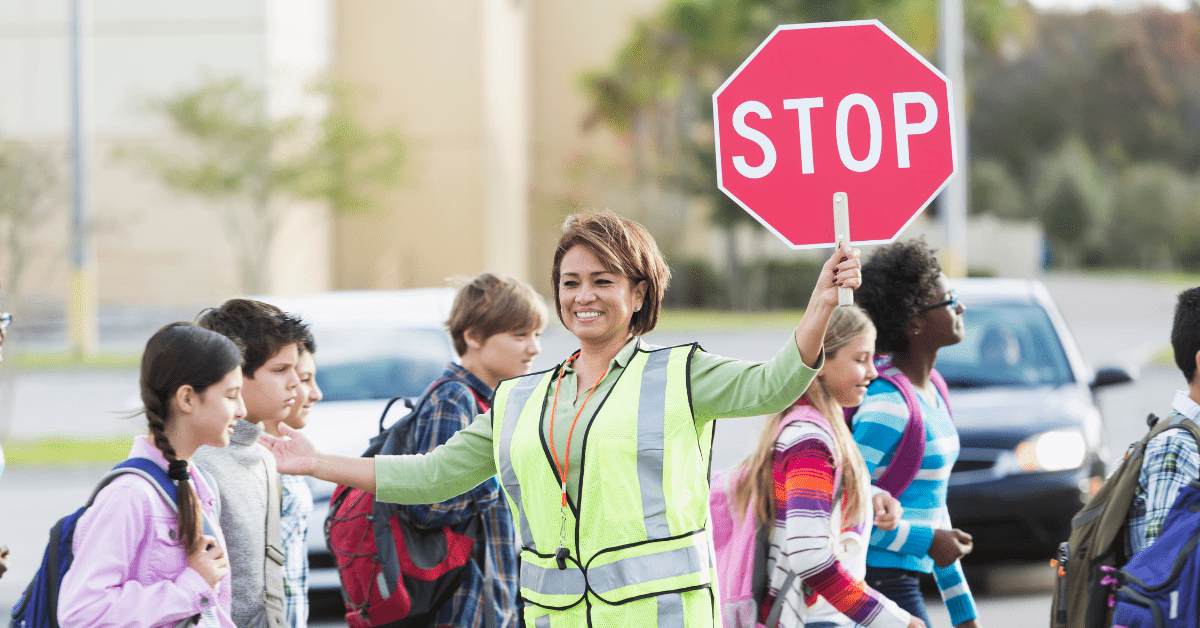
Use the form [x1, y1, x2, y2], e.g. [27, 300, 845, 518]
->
[732, 306, 922, 628]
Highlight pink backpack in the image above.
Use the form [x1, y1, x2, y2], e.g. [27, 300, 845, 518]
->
[710, 406, 839, 628]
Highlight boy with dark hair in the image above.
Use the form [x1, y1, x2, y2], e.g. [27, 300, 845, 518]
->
[1127, 287, 1200, 554]
[195, 298, 308, 628]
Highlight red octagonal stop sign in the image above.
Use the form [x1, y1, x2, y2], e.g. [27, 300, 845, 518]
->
[713, 20, 957, 249]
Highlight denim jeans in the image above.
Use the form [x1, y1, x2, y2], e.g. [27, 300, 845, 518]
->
[865, 566, 931, 627]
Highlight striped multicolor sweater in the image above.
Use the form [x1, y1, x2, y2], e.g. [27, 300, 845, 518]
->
[759, 409, 910, 628]
[851, 377, 979, 626]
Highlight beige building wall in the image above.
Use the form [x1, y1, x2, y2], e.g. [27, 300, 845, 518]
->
[333, 0, 666, 295]
[0, 0, 333, 314]
[527, 0, 665, 293]
[333, 0, 530, 290]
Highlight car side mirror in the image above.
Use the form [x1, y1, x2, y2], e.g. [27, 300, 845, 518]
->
[1091, 366, 1135, 391]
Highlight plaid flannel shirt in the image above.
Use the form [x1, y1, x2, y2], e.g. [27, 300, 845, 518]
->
[1127, 391, 1200, 555]
[280, 472, 313, 628]
[394, 364, 519, 628]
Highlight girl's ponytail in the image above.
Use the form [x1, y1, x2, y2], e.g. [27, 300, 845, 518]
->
[140, 322, 243, 556]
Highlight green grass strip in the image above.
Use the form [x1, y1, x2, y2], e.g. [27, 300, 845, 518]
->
[4, 437, 131, 465]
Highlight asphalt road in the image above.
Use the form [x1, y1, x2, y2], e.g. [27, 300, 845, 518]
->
[0, 272, 1191, 626]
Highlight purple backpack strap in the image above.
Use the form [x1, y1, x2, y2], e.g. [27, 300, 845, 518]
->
[929, 368, 951, 415]
[873, 366, 925, 498]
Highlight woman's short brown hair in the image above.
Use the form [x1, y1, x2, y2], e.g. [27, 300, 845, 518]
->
[551, 210, 671, 337]
[445, 273, 548, 357]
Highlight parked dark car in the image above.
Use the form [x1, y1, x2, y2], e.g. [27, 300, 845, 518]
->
[940, 279, 1134, 559]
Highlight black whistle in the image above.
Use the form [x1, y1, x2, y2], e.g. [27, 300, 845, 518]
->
[555, 546, 569, 570]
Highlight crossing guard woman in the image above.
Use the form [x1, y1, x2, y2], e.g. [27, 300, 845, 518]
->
[263, 210, 863, 628]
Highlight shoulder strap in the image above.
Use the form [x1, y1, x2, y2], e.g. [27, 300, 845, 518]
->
[94, 458, 178, 508]
[930, 368, 952, 414]
[873, 367, 927, 498]
[764, 570, 799, 628]
[377, 376, 459, 434]
[1156, 412, 1200, 454]
[264, 460, 286, 626]
[95, 458, 217, 538]
[194, 464, 221, 520]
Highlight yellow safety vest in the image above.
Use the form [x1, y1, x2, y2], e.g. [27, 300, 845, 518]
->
[492, 343, 718, 628]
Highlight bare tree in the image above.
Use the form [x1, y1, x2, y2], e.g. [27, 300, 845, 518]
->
[0, 140, 61, 310]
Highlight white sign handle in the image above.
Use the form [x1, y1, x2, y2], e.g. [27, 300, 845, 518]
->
[833, 192, 853, 307]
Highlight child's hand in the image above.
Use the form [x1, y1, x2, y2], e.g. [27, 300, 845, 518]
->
[259, 423, 320, 476]
[188, 536, 228, 589]
[871, 492, 903, 531]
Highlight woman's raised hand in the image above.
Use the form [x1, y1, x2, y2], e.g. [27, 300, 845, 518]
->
[259, 423, 320, 476]
[188, 536, 228, 589]
[812, 239, 862, 308]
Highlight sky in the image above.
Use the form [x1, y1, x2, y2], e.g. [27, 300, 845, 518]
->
[1027, 0, 1191, 11]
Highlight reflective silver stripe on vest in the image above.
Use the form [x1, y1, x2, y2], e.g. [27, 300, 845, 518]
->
[521, 540, 708, 597]
[534, 615, 551, 628]
[586, 539, 709, 595]
[521, 559, 587, 597]
[637, 349, 672, 539]
[657, 592, 685, 628]
[499, 375, 543, 550]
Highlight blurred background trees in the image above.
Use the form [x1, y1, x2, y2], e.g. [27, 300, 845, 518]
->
[0, 140, 60, 317]
[580, 0, 1200, 308]
[119, 77, 406, 294]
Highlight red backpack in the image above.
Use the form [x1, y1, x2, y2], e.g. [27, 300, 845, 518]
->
[325, 378, 489, 628]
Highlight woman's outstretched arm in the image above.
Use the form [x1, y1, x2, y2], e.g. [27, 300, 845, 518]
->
[261, 415, 498, 504]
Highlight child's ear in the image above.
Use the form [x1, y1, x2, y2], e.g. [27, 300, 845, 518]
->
[464, 328, 485, 351]
[1193, 348, 1200, 381]
[174, 385, 198, 414]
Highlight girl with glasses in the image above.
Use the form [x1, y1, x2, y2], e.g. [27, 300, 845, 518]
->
[850, 240, 980, 628]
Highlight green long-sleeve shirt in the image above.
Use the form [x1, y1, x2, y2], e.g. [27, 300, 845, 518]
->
[375, 334, 820, 505]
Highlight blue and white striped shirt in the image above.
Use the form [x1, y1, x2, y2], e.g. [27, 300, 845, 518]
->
[851, 377, 978, 625]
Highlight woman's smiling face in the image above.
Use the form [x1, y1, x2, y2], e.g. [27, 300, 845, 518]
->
[556, 245, 647, 345]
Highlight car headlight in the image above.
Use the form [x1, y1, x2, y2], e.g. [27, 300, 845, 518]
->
[1014, 429, 1087, 472]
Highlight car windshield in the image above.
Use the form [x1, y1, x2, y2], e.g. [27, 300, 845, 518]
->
[936, 302, 1074, 388]
[314, 326, 452, 401]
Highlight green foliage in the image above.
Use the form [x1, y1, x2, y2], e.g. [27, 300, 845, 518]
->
[970, 159, 1027, 218]
[120, 76, 404, 292]
[666, 258, 728, 308]
[970, 7, 1200, 271]
[578, 0, 1020, 306]
[1041, 179, 1090, 246]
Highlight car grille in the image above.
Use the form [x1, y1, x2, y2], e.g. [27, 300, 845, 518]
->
[952, 459, 995, 473]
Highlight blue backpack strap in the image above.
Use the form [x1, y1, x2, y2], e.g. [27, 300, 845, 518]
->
[99, 458, 217, 538]
[873, 366, 926, 498]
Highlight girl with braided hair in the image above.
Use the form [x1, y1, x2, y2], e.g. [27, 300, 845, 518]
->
[59, 322, 245, 627]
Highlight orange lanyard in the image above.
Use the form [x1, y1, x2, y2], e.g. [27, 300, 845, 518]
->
[548, 351, 611, 507]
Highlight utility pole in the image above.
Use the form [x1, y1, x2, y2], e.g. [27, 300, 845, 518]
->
[939, 0, 969, 278]
[68, 0, 98, 357]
